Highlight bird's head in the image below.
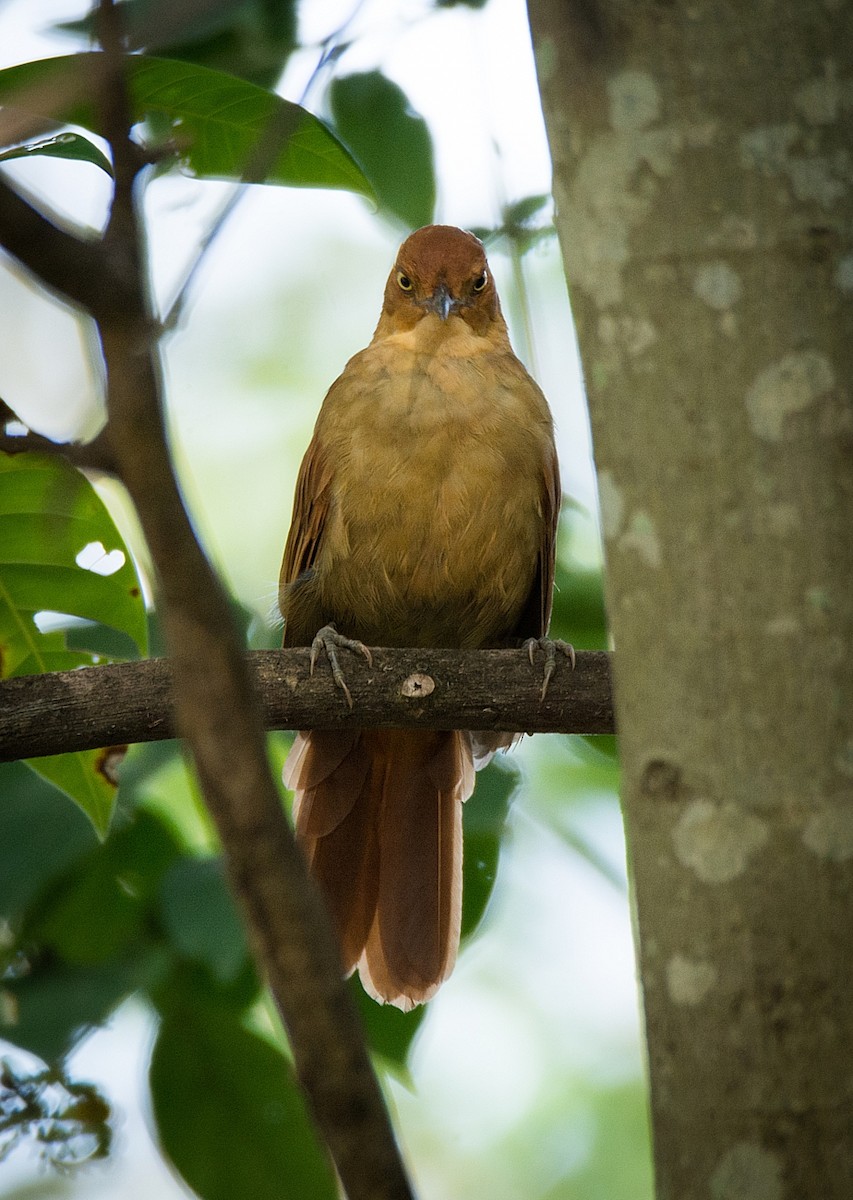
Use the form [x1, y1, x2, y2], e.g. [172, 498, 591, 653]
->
[378, 225, 503, 337]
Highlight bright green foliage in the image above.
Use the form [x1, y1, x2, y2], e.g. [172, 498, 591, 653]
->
[0, 454, 146, 672]
[0, 736, 334, 1190]
[0, 735, 517, 1192]
[330, 71, 436, 229]
[28, 750, 124, 844]
[0, 54, 373, 198]
[0, 131, 113, 175]
[150, 1003, 338, 1200]
[0, 453, 146, 834]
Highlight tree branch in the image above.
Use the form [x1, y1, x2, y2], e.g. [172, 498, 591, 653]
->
[0, 648, 613, 761]
[0, 175, 107, 312]
[0, 401, 120, 475]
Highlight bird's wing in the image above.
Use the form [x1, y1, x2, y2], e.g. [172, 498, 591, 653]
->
[512, 439, 561, 641]
[279, 429, 334, 588]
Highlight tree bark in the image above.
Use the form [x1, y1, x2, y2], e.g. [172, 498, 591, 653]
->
[528, 2, 853, 1197]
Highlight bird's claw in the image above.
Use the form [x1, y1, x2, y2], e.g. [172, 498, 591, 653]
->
[523, 636, 576, 701]
[309, 624, 373, 709]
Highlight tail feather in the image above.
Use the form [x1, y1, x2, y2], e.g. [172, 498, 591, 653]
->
[287, 730, 368, 839]
[308, 763, 380, 972]
[285, 728, 474, 1009]
[287, 731, 376, 970]
[358, 915, 401, 1009]
[370, 732, 465, 1004]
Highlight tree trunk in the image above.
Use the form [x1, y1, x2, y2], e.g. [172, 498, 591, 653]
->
[527, 2, 853, 1196]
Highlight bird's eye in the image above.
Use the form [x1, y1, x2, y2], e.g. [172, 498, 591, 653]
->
[397, 271, 413, 291]
[472, 272, 488, 292]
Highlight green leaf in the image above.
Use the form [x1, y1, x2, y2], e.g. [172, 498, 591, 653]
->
[0, 131, 113, 175]
[0, 762, 97, 924]
[159, 858, 249, 985]
[66, 616, 142, 660]
[0, 454, 147, 668]
[1, 960, 132, 1063]
[153, 957, 261, 1024]
[350, 974, 425, 1070]
[505, 193, 552, 227]
[330, 71, 435, 229]
[56, 0, 298, 91]
[0, 453, 147, 834]
[28, 750, 128, 843]
[461, 760, 518, 939]
[141, 1, 298, 92]
[128, 742, 219, 853]
[151, 1005, 338, 1200]
[28, 809, 184, 965]
[0, 55, 373, 199]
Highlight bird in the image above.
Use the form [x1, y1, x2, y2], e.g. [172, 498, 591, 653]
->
[279, 224, 563, 1010]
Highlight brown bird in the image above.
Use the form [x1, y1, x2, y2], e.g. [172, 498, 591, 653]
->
[279, 224, 562, 1009]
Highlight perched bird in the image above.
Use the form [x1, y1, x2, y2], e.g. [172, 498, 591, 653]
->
[279, 224, 562, 1009]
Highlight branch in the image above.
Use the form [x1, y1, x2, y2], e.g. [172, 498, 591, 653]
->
[0, 175, 106, 312]
[0, 402, 120, 475]
[0, 648, 613, 760]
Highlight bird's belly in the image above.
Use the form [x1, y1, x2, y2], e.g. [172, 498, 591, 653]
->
[317, 415, 542, 648]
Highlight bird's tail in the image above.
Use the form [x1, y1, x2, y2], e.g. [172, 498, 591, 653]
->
[284, 728, 474, 1010]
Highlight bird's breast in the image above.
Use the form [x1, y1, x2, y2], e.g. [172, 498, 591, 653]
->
[313, 331, 552, 647]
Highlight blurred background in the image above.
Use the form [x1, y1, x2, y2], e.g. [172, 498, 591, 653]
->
[0, 1, 652, 1196]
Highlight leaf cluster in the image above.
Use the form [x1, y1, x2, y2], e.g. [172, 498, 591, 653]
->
[0, 731, 517, 1198]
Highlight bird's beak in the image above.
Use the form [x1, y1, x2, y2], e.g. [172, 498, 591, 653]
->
[426, 283, 457, 321]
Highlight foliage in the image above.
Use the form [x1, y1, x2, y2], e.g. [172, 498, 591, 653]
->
[56, 0, 299, 90]
[0, 131, 114, 176]
[330, 71, 436, 229]
[0, 3, 636, 1199]
[0, 453, 146, 833]
[151, 1002, 338, 1200]
[0, 738, 515, 1197]
[0, 55, 373, 197]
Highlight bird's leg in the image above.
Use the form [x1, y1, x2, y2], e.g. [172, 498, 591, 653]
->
[523, 637, 576, 701]
[310, 623, 373, 709]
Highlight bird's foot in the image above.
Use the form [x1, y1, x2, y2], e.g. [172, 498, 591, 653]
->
[309, 624, 373, 709]
[523, 637, 576, 701]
